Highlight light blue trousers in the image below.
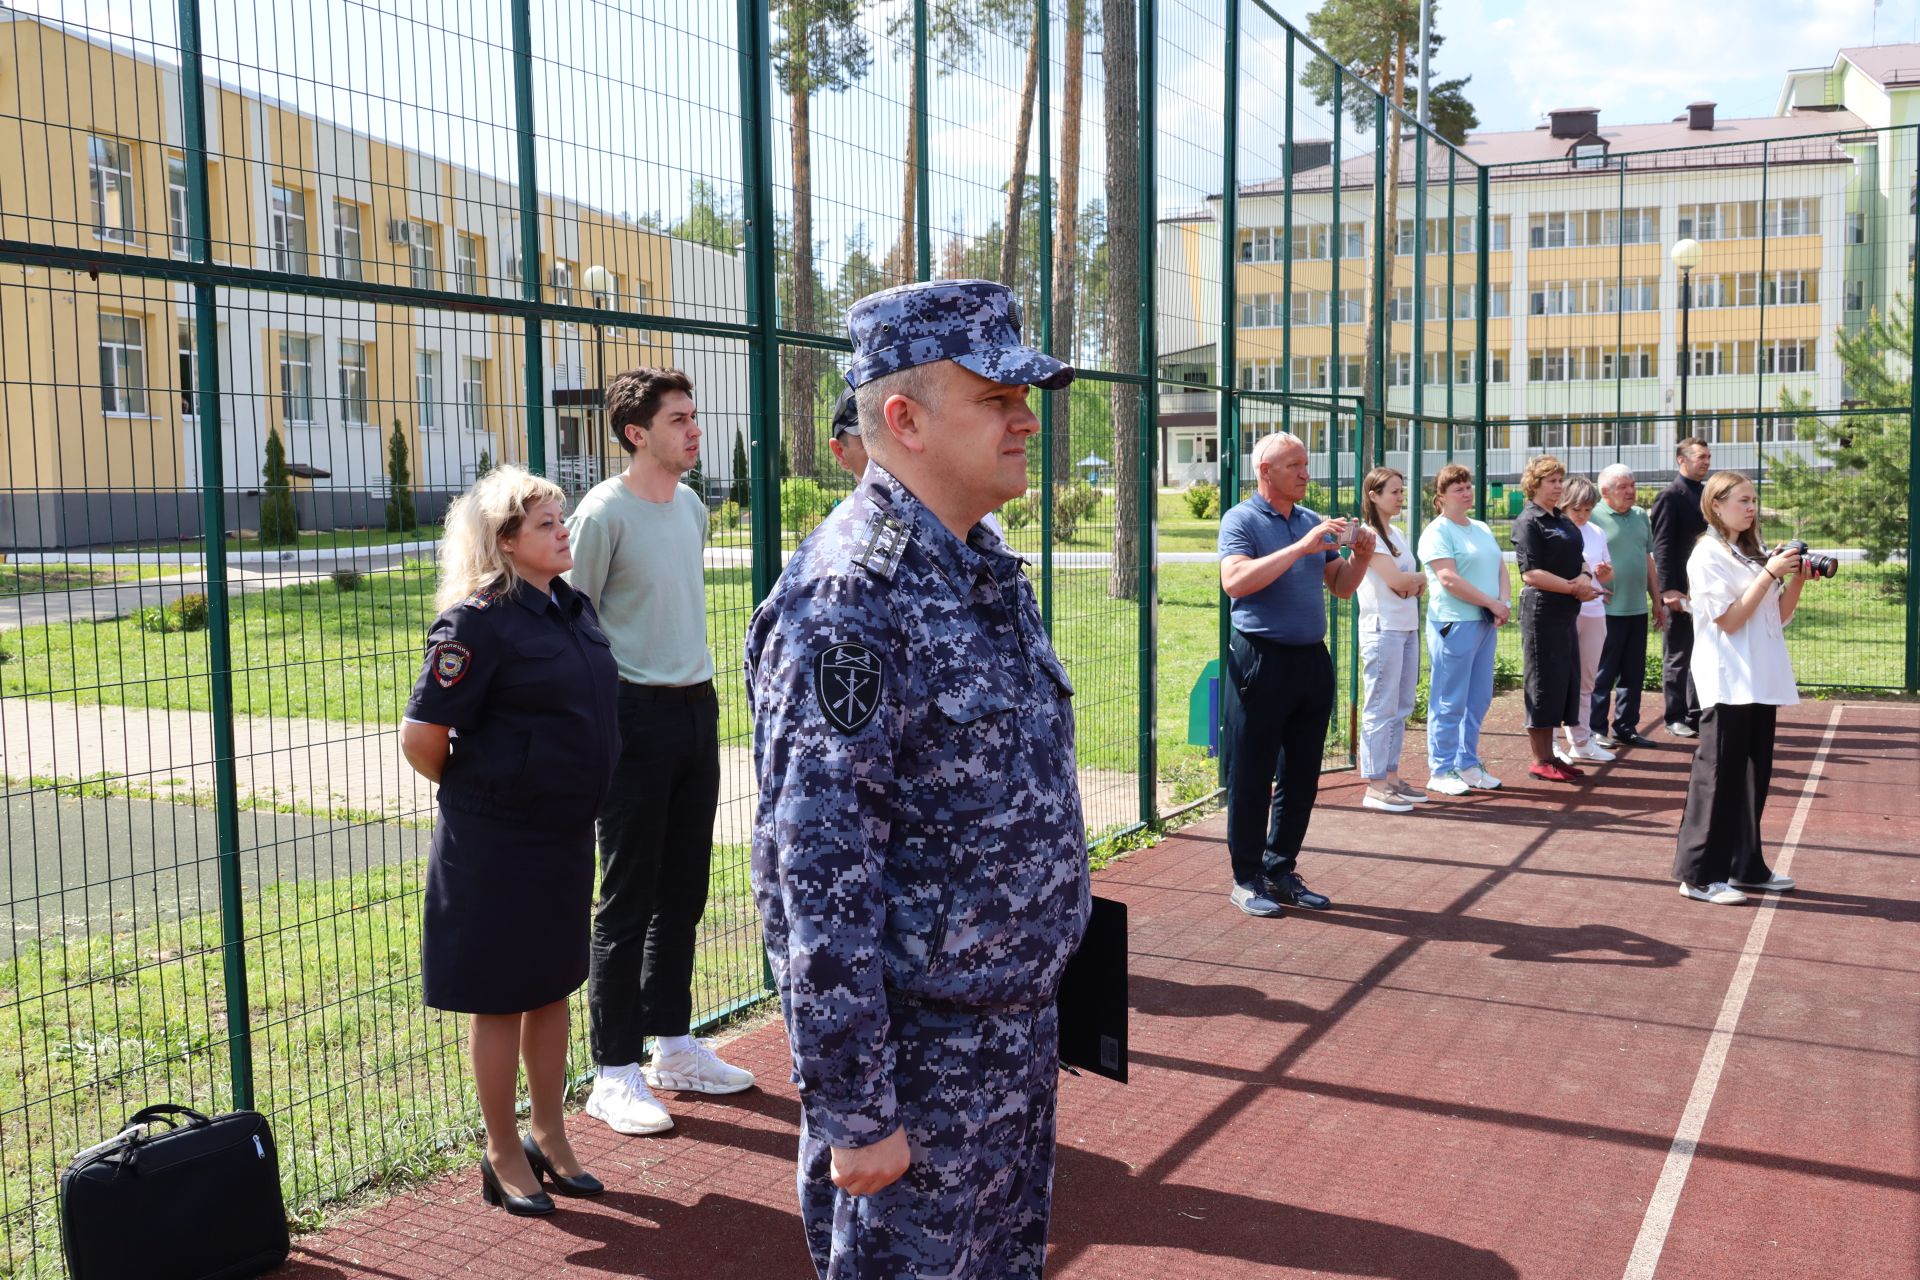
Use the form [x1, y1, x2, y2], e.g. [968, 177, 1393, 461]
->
[1359, 628, 1420, 780]
[1426, 615, 1498, 775]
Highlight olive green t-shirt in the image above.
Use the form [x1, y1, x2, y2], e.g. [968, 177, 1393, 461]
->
[1589, 503, 1653, 618]
[564, 476, 714, 685]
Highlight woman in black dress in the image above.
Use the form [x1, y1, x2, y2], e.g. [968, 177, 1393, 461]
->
[1511, 455, 1602, 784]
[400, 465, 620, 1215]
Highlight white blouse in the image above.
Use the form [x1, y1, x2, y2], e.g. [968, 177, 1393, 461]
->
[1685, 537, 1800, 709]
[1358, 522, 1420, 632]
[1578, 523, 1611, 620]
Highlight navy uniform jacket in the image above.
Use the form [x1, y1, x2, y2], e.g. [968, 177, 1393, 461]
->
[405, 577, 621, 820]
[1512, 500, 1587, 620]
[745, 465, 1090, 1151]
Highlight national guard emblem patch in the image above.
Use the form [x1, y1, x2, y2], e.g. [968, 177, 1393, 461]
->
[431, 641, 472, 688]
[813, 642, 883, 734]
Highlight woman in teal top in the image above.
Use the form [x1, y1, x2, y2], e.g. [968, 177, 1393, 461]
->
[1417, 463, 1511, 796]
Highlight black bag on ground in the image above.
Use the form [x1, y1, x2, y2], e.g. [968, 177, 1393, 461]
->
[59, 1104, 290, 1280]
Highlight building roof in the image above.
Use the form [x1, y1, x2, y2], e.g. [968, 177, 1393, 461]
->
[1233, 106, 1865, 200]
[1835, 44, 1920, 89]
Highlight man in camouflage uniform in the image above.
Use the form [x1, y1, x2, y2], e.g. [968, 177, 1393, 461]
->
[746, 279, 1090, 1279]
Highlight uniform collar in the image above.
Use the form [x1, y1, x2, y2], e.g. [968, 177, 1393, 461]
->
[508, 577, 584, 618]
[859, 463, 991, 578]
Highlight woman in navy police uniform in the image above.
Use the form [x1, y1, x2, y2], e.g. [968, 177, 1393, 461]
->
[1512, 454, 1603, 784]
[400, 465, 621, 1215]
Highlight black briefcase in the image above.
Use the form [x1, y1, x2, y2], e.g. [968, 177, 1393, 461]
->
[59, 1104, 290, 1280]
[1057, 895, 1128, 1083]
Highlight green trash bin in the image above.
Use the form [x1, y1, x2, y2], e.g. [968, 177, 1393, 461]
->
[1507, 488, 1524, 517]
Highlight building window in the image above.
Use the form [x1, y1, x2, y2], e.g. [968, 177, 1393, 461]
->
[462, 357, 487, 431]
[279, 335, 315, 423]
[338, 341, 369, 425]
[334, 201, 363, 282]
[178, 320, 197, 418]
[99, 313, 148, 413]
[417, 351, 440, 429]
[1847, 211, 1866, 245]
[1338, 289, 1365, 324]
[269, 185, 309, 274]
[406, 221, 440, 289]
[455, 233, 482, 294]
[1339, 354, 1364, 389]
[1846, 279, 1865, 312]
[167, 156, 190, 258]
[88, 136, 137, 243]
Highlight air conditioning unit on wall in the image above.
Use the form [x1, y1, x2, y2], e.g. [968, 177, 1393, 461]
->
[387, 219, 415, 246]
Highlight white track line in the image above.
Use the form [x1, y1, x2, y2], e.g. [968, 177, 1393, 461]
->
[1621, 702, 1845, 1280]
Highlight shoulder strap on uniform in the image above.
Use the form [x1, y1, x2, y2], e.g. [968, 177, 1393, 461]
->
[856, 515, 911, 581]
[460, 588, 503, 610]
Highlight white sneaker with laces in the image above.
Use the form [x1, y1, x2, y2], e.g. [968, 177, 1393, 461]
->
[1567, 739, 1616, 763]
[1729, 873, 1796, 892]
[587, 1063, 674, 1134]
[644, 1040, 756, 1095]
[1679, 881, 1748, 905]
[1427, 770, 1471, 796]
[1461, 765, 1503, 790]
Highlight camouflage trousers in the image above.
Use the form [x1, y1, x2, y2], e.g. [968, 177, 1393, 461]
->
[798, 1002, 1060, 1279]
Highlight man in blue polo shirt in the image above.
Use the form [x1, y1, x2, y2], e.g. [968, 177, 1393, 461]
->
[1218, 431, 1376, 917]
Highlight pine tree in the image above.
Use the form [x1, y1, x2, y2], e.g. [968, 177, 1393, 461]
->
[385, 419, 417, 532]
[731, 430, 751, 507]
[258, 427, 299, 547]
[475, 450, 493, 480]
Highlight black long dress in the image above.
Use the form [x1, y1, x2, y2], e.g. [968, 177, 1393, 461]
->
[404, 578, 620, 1014]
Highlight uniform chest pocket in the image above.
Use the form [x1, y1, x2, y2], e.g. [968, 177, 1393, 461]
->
[511, 634, 567, 661]
[933, 673, 1021, 725]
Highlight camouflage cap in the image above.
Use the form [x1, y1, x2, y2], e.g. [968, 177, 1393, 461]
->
[830, 383, 860, 439]
[844, 279, 1074, 392]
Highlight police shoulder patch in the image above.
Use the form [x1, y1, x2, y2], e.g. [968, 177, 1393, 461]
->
[460, 589, 501, 610]
[813, 641, 884, 734]
[855, 515, 911, 580]
[431, 641, 472, 688]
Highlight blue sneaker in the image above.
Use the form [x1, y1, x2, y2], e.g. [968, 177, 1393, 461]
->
[1267, 872, 1332, 910]
[1229, 883, 1285, 918]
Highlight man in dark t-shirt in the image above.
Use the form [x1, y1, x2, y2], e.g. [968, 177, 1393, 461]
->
[1650, 437, 1712, 739]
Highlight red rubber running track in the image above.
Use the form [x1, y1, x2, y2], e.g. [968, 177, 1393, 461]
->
[285, 696, 1918, 1279]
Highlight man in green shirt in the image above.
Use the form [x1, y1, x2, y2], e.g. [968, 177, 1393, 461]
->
[1587, 464, 1668, 748]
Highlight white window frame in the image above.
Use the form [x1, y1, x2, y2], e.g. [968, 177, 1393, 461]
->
[177, 319, 197, 418]
[269, 185, 309, 275]
[409, 221, 440, 290]
[99, 313, 149, 414]
[279, 334, 315, 424]
[334, 201, 363, 282]
[89, 136, 138, 243]
[338, 341, 370, 425]
[455, 232, 482, 294]
[462, 357, 487, 432]
[416, 351, 441, 429]
[1845, 278, 1865, 312]
[1847, 211, 1866, 245]
[167, 156, 190, 258]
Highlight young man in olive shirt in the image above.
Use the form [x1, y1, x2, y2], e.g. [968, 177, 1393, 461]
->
[565, 367, 754, 1138]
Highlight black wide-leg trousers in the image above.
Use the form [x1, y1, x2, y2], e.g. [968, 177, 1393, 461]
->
[1671, 702, 1779, 888]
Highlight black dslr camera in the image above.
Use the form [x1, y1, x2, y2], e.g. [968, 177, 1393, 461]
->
[1778, 539, 1838, 579]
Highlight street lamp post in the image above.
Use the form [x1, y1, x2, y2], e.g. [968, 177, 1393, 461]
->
[1671, 237, 1702, 442]
[583, 263, 612, 472]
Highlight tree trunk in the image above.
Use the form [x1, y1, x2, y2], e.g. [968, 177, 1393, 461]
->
[998, 30, 1043, 286]
[1051, 0, 1087, 484]
[788, 86, 820, 477]
[889, 73, 918, 285]
[1103, 0, 1140, 602]
[1362, 42, 1407, 467]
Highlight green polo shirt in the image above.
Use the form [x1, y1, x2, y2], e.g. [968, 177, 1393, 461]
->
[1590, 503, 1653, 618]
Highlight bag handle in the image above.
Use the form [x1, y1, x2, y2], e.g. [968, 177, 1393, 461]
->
[123, 1104, 212, 1136]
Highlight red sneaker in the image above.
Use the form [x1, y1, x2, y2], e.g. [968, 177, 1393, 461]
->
[1529, 761, 1579, 783]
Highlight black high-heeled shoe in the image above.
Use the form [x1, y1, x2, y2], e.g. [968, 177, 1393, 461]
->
[480, 1154, 555, 1216]
[523, 1133, 604, 1197]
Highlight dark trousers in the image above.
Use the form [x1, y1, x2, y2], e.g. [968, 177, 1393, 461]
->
[1663, 612, 1701, 728]
[588, 683, 721, 1065]
[1590, 612, 1650, 738]
[1672, 703, 1778, 887]
[1223, 632, 1335, 890]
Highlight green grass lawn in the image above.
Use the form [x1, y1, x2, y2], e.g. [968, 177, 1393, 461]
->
[105, 524, 446, 556]
[0, 843, 764, 1274]
[0, 563, 185, 596]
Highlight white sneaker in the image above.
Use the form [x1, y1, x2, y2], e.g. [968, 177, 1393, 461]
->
[1461, 765, 1503, 790]
[1568, 740, 1616, 763]
[586, 1064, 674, 1134]
[1427, 770, 1471, 796]
[644, 1040, 756, 1095]
[1362, 787, 1415, 813]
[1667, 722, 1699, 739]
[1679, 881, 1748, 905]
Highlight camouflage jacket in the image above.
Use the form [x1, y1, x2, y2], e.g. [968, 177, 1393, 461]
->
[745, 464, 1090, 1150]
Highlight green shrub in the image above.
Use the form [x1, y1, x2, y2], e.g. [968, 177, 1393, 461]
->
[1051, 507, 1080, 544]
[133, 606, 170, 633]
[385, 420, 418, 532]
[1644, 645, 1664, 693]
[1000, 496, 1036, 531]
[1409, 674, 1430, 726]
[258, 427, 299, 547]
[1494, 651, 1522, 694]
[331, 569, 363, 592]
[1054, 481, 1100, 529]
[781, 478, 830, 533]
[134, 594, 210, 634]
[1303, 480, 1333, 515]
[1183, 481, 1221, 520]
[715, 500, 742, 531]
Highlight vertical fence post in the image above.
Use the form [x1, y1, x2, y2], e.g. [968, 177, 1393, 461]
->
[914, 0, 932, 281]
[1218, 0, 1240, 787]
[1474, 164, 1490, 520]
[1038, 0, 1054, 633]
[1757, 139, 1771, 474]
[1372, 106, 1387, 467]
[1327, 67, 1341, 431]
[1444, 147, 1455, 466]
[1907, 126, 1919, 692]
[1614, 154, 1626, 456]
[1411, 129, 1426, 537]
[511, 0, 546, 475]
[740, 0, 782, 604]
[177, 0, 252, 1113]
[1281, 32, 1293, 436]
[1137, 0, 1159, 827]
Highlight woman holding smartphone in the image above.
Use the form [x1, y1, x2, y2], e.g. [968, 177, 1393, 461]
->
[1672, 471, 1809, 904]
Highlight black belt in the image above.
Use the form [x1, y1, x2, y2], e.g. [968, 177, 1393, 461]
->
[619, 679, 714, 702]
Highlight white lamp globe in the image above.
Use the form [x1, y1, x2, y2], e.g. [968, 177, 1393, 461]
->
[1670, 238, 1703, 272]
[582, 263, 613, 297]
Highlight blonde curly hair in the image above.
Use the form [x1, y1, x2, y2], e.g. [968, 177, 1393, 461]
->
[434, 465, 568, 612]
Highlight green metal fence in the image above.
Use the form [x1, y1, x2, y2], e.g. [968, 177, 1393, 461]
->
[0, 2, 1915, 1272]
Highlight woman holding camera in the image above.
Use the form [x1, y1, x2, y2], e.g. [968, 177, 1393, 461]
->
[400, 466, 621, 1213]
[1418, 463, 1510, 796]
[1356, 466, 1427, 812]
[1672, 471, 1809, 904]
[1512, 455, 1602, 784]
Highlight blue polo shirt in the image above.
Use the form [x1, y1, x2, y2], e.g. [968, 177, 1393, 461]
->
[1218, 494, 1340, 643]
